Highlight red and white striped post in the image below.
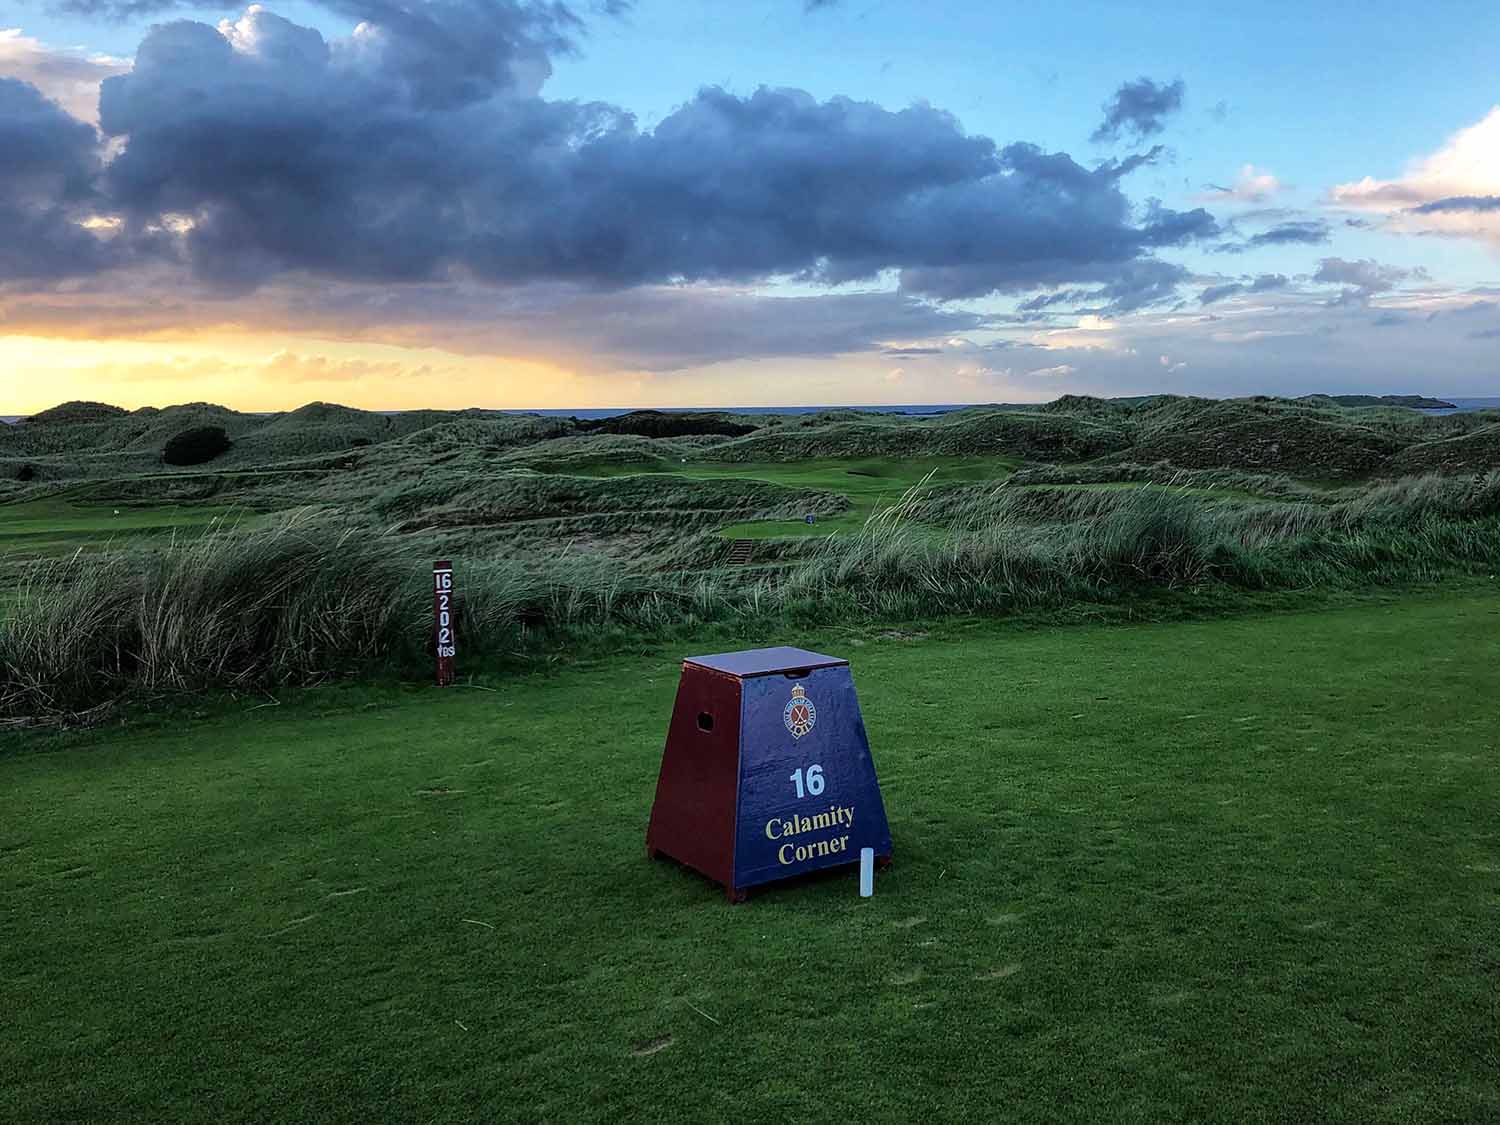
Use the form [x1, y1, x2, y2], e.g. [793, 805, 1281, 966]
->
[433, 560, 455, 686]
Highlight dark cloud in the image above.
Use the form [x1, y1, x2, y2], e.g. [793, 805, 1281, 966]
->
[1215, 219, 1329, 253]
[1, 3, 1216, 335]
[1197, 273, 1286, 305]
[1314, 257, 1426, 306]
[1248, 220, 1329, 247]
[52, 0, 628, 38]
[1084, 259, 1191, 312]
[50, 0, 191, 17]
[76, 7, 1217, 304]
[1094, 143, 1165, 179]
[1091, 77, 1184, 143]
[0, 77, 122, 281]
[1408, 195, 1500, 214]
[1198, 282, 1242, 305]
[1233, 207, 1300, 225]
[1313, 257, 1421, 294]
[1017, 289, 1088, 312]
[1006, 259, 1191, 316]
[316, 0, 593, 108]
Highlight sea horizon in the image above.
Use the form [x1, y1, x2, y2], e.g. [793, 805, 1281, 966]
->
[5, 395, 1499, 426]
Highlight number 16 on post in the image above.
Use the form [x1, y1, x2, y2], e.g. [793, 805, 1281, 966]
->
[433, 560, 456, 686]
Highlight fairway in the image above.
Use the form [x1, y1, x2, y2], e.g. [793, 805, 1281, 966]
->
[0, 499, 245, 561]
[3, 593, 1498, 1122]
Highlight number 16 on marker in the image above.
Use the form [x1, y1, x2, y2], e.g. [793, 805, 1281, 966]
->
[789, 763, 824, 798]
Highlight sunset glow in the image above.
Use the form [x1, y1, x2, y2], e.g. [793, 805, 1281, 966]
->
[3, 2, 1499, 413]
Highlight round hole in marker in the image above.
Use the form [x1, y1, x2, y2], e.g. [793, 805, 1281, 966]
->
[697, 712, 714, 732]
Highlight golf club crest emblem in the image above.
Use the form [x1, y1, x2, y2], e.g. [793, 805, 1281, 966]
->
[783, 683, 817, 739]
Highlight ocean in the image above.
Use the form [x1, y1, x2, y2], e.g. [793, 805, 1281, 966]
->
[1413, 397, 1500, 415]
[4, 398, 1499, 424]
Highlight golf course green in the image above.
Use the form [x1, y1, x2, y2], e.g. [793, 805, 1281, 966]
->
[0, 498, 243, 561]
[3, 590, 1497, 1122]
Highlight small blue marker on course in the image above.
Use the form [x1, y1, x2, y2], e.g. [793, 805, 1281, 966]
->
[859, 847, 874, 897]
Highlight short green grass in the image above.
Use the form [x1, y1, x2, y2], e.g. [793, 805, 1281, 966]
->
[0, 499, 245, 559]
[578, 456, 1019, 538]
[3, 592, 1498, 1122]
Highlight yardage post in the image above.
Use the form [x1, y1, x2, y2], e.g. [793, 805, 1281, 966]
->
[433, 560, 455, 686]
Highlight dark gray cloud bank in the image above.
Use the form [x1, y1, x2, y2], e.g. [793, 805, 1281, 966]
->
[0, 77, 121, 279]
[2, 1, 1216, 319]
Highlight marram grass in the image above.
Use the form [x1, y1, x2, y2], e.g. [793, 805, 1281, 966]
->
[2, 473, 1498, 720]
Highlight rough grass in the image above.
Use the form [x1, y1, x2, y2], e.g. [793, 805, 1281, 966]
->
[9, 397, 1500, 496]
[707, 409, 1129, 463]
[4, 469, 1499, 720]
[1391, 423, 1500, 474]
[6, 396, 1500, 720]
[3, 594, 1499, 1121]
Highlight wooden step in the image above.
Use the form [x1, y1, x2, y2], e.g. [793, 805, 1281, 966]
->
[725, 538, 754, 565]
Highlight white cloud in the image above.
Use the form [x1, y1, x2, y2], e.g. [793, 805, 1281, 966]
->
[1028, 363, 1077, 377]
[953, 362, 1011, 380]
[1197, 164, 1284, 203]
[1328, 106, 1500, 246]
[0, 29, 129, 124]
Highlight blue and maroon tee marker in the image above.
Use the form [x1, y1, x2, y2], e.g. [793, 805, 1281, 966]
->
[646, 646, 893, 902]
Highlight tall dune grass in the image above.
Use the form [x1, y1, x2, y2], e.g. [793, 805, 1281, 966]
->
[0, 510, 764, 719]
[1, 513, 413, 717]
[2, 474, 1497, 721]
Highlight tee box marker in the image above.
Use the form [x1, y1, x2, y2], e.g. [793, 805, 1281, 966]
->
[646, 646, 893, 902]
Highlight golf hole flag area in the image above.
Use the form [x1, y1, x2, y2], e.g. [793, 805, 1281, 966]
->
[646, 647, 892, 901]
[2, 593, 1499, 1122]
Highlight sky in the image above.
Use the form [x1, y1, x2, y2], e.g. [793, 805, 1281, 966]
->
[1, 0, 1498, 413]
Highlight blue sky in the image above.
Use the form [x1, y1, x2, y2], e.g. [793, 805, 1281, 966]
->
[2, 0, 1498, 410]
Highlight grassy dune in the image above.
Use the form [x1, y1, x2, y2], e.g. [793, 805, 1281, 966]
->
[573, 456, 1020, 538]
[3, 594, 1498, 1122]
[3, 395, 1499, 718]
[4, 469, 1499, 719]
